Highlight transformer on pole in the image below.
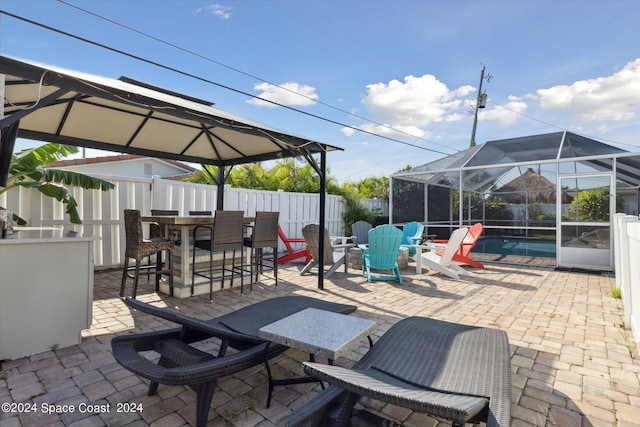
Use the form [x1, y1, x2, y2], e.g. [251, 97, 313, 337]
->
[470, 66, 491, 148]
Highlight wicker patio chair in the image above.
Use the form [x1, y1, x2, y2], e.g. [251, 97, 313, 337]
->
[243, 211, 280, 291]
[286, 316, 511, 427]
[147, 210, 179, 278]
[112, 296, 358, 427]
[191, 210, 244, 301]
[149, 209, 179, 238]
[120, 209, 175, 298]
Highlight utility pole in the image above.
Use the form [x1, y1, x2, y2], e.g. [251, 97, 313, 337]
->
[469, 66, 491, 148]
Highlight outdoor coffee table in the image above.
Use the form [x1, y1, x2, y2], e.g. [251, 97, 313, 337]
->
[259, 307, 376, 407]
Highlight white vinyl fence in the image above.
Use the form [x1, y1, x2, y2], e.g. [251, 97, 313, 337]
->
[613, 213, 640, 352]
[1, 175, 385, 268]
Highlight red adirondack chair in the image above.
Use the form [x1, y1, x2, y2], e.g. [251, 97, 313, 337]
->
[277, 225, 312, 265]
[434, 222, 484, 268]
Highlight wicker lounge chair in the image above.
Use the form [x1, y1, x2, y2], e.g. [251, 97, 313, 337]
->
[112, 296, 357, 427]
[286, 316, 511, 427]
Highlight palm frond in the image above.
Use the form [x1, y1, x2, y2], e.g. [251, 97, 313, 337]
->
[11, 144, 79, 174]
[20, 181, 82, 224]
[39, 168, 115, 191]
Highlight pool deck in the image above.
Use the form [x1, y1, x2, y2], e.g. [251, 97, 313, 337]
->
[1, 258, 638, 427]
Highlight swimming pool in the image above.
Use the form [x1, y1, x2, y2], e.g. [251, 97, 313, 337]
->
[472, 236, 556, 258]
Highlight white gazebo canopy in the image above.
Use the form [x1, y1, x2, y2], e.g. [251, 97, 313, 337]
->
[1, 55, 342, 288]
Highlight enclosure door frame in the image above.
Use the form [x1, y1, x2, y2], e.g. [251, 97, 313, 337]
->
[557, 173, 614, 270]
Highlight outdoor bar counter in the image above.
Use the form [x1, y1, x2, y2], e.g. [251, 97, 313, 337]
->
[0, 227, 97, 360]
[141, 215, 255, 298]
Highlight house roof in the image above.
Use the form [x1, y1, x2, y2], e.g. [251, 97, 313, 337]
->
[493, 167, 572, 203]
[45, 154, 197, 173]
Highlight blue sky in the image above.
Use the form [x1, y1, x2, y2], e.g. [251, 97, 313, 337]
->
[1, 0, 639, 183]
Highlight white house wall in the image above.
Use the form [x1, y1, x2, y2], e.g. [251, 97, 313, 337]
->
[53, 158, 191, 179]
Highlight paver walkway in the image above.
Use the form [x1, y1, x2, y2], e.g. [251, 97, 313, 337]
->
[1, 260, 638, 427]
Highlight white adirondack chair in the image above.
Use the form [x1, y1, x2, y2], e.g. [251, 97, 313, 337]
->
[414, 227, 471, 280]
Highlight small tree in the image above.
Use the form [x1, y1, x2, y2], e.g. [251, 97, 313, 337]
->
[568, 188, 622, 222]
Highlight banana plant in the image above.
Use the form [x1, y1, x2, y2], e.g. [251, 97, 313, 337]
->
[0, 143, 115, 225]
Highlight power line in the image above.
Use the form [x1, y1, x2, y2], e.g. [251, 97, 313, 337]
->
[54, 0, 456, 154]
[0, 8, 453, 156]
[43, 0, 459, 154]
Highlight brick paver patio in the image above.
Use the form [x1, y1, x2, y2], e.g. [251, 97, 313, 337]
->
[1, 259, 638, 427]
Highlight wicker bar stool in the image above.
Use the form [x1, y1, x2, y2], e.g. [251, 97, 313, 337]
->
[191, 210, 244, 301]
[243, 211, 279, 292]
[146, 210, 179, 278]
[120, 209, 175, 299]
[149, 209, 179, 238]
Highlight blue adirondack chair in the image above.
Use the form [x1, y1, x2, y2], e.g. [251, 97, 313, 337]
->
[400, 221, 424, 256]
[361, 224, 404, 283]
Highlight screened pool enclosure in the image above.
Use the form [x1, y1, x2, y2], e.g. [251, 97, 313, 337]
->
[391, 131, 640, 270]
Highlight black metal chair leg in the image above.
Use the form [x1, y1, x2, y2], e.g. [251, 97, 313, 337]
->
[120, 258, 128, 297]
[209, 248, 214, 302]
[132, 259, 142, 299]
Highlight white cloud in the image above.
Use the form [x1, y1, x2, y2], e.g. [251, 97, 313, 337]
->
[248, 82, 319, 108]
[354, 74, 474, 136]
[479, 100, 528, 125]
[536, 58, 640, 121]
[341, 122, 431, 140]
[341, 127, 356, 137]
[194, 4, 232, 19]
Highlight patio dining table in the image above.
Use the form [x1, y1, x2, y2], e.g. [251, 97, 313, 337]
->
[141, 214, 255, 297]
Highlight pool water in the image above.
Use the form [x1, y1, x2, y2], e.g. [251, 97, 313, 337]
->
[472, 237, 556, 258]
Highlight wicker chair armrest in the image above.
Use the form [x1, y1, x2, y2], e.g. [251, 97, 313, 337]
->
[112, 332, 268, 386]
[302, 362, 488, 424]
[124, 298, 265, 345]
